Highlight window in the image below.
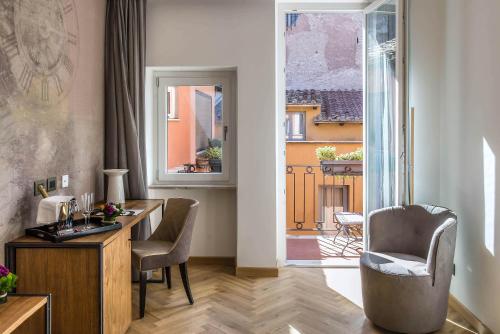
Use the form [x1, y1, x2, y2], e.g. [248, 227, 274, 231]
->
[286, 112, 305, 141]
[153, 69, 236, 186]
[167, 86, 177, 119]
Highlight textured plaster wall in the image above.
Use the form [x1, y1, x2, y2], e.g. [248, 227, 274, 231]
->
[0, 0, 106, 263]
[286, 13, 363, 90]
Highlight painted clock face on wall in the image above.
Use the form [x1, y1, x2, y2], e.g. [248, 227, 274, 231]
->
[1, 0, 79, 106]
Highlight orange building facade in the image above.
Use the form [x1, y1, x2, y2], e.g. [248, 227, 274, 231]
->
[166, 85, 222, 172]
[285, 90, 363, 234]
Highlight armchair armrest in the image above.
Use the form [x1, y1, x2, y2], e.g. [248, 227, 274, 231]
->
[426, 217, 457, 283]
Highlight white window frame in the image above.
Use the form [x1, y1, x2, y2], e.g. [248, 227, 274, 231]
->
[152, 68, 236, 187]
[167, 86, 177, 119]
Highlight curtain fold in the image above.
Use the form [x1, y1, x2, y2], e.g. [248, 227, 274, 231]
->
[105, 0, 150, 241]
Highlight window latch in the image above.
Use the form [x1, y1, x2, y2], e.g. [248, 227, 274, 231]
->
[224, 126, 228, 141]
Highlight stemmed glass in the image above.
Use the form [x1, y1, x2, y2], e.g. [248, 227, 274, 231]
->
[81, 192, 94, 230]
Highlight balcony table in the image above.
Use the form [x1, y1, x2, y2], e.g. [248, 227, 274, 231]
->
[333, 212, 364, 256]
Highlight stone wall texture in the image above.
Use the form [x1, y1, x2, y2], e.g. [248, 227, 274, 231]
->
[0, 0, 106, 263]
[286, 13, 363, 90]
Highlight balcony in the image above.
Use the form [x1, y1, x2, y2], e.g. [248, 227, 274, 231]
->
[286, 163, 363, 265]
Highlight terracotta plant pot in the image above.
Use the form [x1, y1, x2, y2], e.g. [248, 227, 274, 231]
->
[196, 157, 210, 173]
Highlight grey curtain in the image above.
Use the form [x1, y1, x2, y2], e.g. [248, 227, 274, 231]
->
[105, 0, 150, 241]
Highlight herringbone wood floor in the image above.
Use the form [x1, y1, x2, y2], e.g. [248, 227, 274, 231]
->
[127, 265, 475, 334]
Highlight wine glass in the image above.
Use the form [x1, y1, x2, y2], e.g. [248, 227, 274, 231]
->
[81, 193, 94, 230]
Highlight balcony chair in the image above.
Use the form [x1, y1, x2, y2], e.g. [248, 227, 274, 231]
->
[360, 205, 457, 333]
[132, 198, 199, 318]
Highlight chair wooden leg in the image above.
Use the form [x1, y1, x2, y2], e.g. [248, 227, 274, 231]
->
[179, 262, 194, 305]
[165, 266, 171, 289]
[139, 271, 148, 318]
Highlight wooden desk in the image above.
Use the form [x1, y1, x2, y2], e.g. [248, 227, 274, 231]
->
[0, 294, 50, 334]
[5, 199, 164, 334]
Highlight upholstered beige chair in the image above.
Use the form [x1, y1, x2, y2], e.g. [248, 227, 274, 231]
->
[132, 198, 199, 318]
[360, 205, 457, 333]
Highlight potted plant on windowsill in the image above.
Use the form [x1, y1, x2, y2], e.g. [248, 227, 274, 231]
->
[0, 265, 17, 304]
[195, 150, 211, 173]
[317, 147, 363, 175]
[206, 146, 222, 173]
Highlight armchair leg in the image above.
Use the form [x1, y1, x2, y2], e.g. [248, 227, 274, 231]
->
[179, 262, 194, 305]
[165, 266, 171, 289]
[139, 271, 148, 318]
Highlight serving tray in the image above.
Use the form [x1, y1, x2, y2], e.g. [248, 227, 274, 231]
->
[25, 217, 122, 243]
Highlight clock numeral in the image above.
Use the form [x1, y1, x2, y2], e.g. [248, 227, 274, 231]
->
[62, 55, 74, 74]
[19, 65, 33, 93]
[3, 33, 19, 58]
[41, 79, 49, 102]
[54, 74, 63, 96]
[63, 2, 73, 15]
[67, 33, 77, 46]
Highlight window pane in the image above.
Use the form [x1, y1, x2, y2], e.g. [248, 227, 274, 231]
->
[166, 85, 223, 174]
[285, 112, 305, 141]
[365, 0, 397, 212]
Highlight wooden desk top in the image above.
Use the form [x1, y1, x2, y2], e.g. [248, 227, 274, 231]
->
[8, 199, 164, 247]
[0, 296, 47, 334]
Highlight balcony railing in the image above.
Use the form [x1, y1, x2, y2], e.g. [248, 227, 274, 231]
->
[286, 164, 363, 232]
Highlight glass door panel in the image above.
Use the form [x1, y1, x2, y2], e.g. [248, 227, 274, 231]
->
[365, 0, 399, 214]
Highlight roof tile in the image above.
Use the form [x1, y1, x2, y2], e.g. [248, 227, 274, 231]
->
[286, 89, 363, 123]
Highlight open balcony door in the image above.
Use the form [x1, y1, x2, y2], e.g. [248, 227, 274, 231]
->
[363, 0, 406, 237]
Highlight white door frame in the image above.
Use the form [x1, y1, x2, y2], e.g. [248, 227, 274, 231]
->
[276, 0, 374, 266]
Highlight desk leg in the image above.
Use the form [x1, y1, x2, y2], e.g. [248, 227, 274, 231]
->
[46, 294, 52, 334]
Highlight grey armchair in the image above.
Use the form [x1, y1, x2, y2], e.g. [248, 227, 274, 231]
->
[360, 205, 457, 333]
[132, 198, 199, 318]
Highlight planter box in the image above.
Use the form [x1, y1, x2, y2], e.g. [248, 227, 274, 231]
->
[320, 160, 363, 176]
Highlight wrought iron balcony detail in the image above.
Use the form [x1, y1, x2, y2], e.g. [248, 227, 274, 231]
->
[286, 163, 363, 232]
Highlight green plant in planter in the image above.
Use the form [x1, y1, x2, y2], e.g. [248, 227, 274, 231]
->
[205, 146, 222, 160]
[316, 146, 337, 161]
[206, 146, 222, 172]
[336, 147, 363, 161]
[0, 264, 17, 303]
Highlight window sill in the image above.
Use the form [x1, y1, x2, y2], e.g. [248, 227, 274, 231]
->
[149, 184, 236, 190]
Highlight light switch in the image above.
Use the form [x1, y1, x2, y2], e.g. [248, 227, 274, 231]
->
[62, 175, 69, 188]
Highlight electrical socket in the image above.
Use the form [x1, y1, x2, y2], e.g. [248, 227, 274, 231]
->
[34, 180, 46, 196]
[47, 177, 57, 192]
[62, 175, 69, 188]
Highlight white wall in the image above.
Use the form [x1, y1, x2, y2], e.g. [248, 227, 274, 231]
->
[408, 0, 445, 205]
[441, 1, 500, 332]
[410, 0, 500, 332]
[146, 0, 277, 266]
[149, 188, 237, 257]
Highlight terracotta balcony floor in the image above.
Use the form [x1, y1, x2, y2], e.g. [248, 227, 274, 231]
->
[287, 234, 363, 263]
